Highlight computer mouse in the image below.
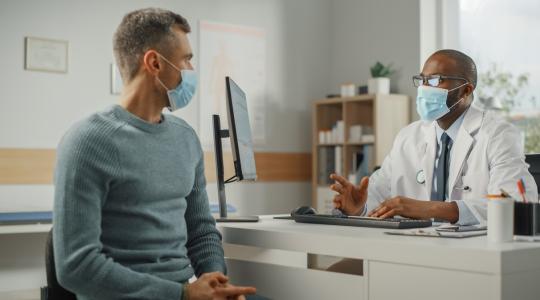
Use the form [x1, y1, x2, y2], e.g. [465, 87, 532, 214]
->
[291, 206, 317, 216]
[331, 208, 346, 217]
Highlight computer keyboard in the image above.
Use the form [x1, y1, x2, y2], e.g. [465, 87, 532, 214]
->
[293, 214, 432, 229]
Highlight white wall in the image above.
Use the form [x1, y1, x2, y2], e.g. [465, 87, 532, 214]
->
[0, 0, 331, 292]
[419, 0, 459, 65]
[0, 0, 333, 216]
[0, 0, 427, 293]
[328, 0, 422, 119]
[0, 0, 427, 215]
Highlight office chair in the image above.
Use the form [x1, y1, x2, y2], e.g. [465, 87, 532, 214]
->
[525, 154, 540, 194]
[40, 228, 77, 300]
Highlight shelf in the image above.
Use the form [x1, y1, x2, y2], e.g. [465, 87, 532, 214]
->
[315, 94, 375, 104]
[312, 93, 410, 211]
[345, 141, 374, 146]
[316, 142, 374, 147]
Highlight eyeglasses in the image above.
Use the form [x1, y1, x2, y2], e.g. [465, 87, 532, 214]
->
[412, 74, 468, 87]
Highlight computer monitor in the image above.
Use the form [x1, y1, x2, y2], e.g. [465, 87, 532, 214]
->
[212, 77, 259, 222]
[226, 77, 257, 181]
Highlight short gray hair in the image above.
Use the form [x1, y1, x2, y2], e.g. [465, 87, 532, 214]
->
[113, 8, 191, 82]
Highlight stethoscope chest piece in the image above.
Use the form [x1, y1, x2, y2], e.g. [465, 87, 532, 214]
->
[416, 170, 426, 184]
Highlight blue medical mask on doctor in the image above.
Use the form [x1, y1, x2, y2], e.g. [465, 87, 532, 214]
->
[155, 54, 197, 111]
[416, 83, 468, 121]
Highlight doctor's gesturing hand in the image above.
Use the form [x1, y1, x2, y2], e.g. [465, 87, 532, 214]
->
[330, 173, 369, 215]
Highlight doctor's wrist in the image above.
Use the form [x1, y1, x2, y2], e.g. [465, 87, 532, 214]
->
[429, 201, 459, 223]
[351, 203, 367, 216]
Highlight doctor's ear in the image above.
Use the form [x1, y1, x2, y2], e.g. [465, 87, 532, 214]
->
[462, 83, 475, 100]
[458, 83, 474, 101]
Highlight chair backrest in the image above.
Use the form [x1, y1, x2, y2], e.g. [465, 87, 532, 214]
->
[525, 154, 540, 194]
[41, 228, 77, 300]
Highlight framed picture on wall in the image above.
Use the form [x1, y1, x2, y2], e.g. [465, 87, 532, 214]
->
[24, 37, 69, 73]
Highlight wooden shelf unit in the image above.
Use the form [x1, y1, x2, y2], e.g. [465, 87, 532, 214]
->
[311, 94, 410, 212]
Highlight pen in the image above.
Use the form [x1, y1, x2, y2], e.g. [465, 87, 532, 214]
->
[517, 179, 527, 203]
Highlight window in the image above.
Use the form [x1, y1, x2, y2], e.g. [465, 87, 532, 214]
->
[458, 0, 540, 152]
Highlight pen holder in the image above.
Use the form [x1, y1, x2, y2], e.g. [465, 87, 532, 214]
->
[514, 202, 540, 236]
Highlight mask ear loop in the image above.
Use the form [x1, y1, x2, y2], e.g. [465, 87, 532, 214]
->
[447, 96, 464, 111]
[446, 82, 470, 111]
[155, 75, 174, 112]
[150, 52, 172, 92]
[155, 53, 183, 93]
[157, 53, 181, 72]
[151, 52, 179, 112]
[156, 75, 169, 91]
[448, 82, 469, 93]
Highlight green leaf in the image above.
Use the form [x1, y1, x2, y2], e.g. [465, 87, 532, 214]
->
[370, 61, 394, 77]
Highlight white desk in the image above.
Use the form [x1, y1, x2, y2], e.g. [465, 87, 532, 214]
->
[0, 288, 39, 300]
[0, 223, 51, 235]
[218, 215, 540, 300]
[0, 224, 50, 294]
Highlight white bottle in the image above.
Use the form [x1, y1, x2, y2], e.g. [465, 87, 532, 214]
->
[487, 195, 514, 243]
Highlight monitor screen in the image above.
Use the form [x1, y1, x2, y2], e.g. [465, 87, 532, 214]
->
[226, 77, 257, 181]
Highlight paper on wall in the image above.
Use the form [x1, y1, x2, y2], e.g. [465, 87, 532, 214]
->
[199, 20, 267, 149]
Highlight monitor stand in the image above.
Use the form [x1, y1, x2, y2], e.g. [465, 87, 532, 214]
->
[212, 114, 259, 223]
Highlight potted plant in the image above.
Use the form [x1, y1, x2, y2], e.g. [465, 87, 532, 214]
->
[368, 61, 394, 94]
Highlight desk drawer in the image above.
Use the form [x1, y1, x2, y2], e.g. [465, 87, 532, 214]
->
[367, 261, 493, 300]
[226, 258, 365, 300]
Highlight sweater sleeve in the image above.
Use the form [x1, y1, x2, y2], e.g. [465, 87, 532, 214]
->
[184, 134, 227, 277]
[53, 126, 184, 300]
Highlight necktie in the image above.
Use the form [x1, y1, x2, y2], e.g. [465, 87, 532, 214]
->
[435, 133, 451, 201]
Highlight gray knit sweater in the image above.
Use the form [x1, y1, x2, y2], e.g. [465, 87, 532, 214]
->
[53, 105, 225, 300]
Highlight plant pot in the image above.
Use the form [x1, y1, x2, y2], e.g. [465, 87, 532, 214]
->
[367, 77, 390, 95]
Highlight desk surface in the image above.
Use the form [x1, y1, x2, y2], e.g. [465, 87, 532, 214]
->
[218, 215, 540, 275]
[3, 215, 540, 274]
[0, 223, 51, 235]
[0, 288, 39, 300]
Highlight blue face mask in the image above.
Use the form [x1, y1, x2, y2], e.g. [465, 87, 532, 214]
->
[416, 84, 467, 121]
[156, 54, 197, 111]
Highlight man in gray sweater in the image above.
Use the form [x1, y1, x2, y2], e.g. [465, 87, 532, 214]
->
[53, 8, 256, 300]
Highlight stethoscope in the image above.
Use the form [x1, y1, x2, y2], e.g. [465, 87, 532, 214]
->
[416, 170, 426, 184]
[416, 170, 471, 191]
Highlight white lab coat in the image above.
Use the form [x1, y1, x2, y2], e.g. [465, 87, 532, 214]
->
[366, 105, 538, 224]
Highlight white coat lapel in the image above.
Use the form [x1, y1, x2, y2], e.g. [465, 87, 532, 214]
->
[448, 107, 485, 192]
[420, 123, 437, 199]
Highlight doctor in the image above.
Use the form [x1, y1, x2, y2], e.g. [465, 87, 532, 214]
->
[331, 49, 537, 225]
